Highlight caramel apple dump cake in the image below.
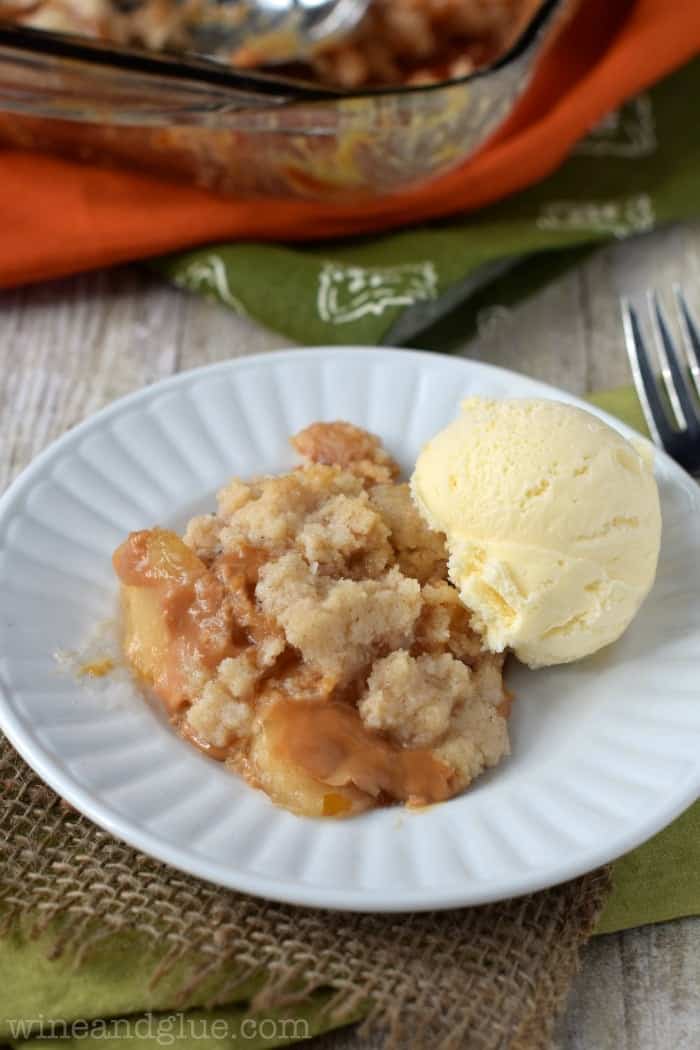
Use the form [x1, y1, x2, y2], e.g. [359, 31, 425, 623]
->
[113, 422, 510, 817]
[7, 0, 538, 89]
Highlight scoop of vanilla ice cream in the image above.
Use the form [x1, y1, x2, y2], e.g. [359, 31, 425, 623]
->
[410, 397, 661, 668]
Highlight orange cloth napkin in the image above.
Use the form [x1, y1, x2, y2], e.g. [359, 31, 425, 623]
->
[1, 0, 699, 289]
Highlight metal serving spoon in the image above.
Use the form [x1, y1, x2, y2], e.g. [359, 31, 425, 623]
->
[182, 0, 371, 64]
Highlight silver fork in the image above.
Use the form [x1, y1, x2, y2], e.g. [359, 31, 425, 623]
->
[621, 287, 700, 476]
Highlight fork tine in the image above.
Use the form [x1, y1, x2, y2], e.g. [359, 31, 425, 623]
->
[650, 290, 700, 432]
[621, 298, 674, 447]
[674, 284, 700, 402]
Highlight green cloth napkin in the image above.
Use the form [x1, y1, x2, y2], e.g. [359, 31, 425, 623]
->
[155, 59, 700, 347]
[1, 385, 697, 1050]
[0, 911, 357, 1046]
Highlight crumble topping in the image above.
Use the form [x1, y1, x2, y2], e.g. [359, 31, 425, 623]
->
[114, 420, 510, 817]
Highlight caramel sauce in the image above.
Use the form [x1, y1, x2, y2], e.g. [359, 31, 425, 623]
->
[112, 530, 152, 586]
[217, 546, 269, 589]
[267, 699, 453, 805]
[165, 574, 233, 671]
[497, 687, 515, 720]
[214, 546, 283, 655]
[112, 529, 205, 588]
[78, 658, 115, 678]
[114, 529, 237, 710]
[322, 792, 353, 817]
[180, 719, 230, 762]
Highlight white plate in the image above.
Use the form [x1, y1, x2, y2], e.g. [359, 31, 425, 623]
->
[1, 348, 699, 912]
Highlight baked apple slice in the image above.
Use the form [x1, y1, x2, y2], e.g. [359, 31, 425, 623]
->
[113, 528, 224, 712]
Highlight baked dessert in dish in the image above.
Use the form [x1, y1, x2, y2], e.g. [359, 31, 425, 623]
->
[6, 0, 540, 88]
[113, 421, 510, 818]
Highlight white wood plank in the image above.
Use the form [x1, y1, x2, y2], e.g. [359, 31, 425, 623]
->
[557, 919, 700, 1050]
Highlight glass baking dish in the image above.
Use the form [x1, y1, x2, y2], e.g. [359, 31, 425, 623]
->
[0, 0, 570, 200]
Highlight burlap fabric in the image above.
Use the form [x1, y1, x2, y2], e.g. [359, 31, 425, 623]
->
[0, 734, 611, 1050]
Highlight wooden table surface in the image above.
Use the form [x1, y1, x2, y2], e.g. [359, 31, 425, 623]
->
[2, 222, 699, 1050]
